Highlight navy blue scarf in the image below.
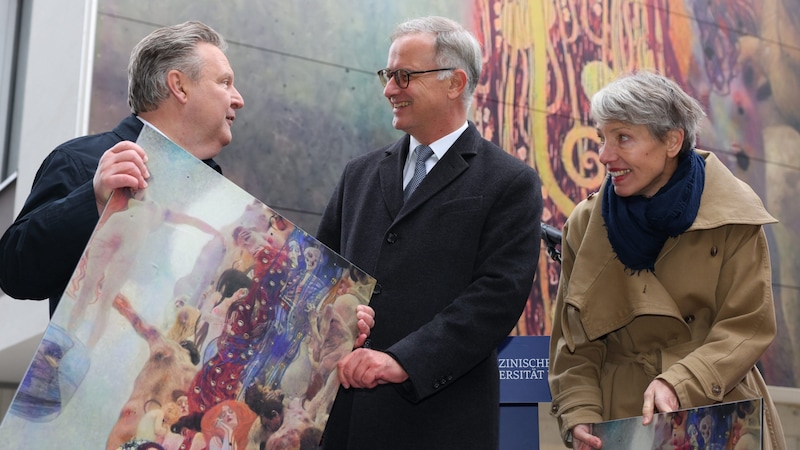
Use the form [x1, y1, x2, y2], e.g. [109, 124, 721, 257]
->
[602, 151, 705, 272]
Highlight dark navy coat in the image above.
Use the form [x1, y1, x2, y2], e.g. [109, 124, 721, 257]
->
[0, 115, 220, 315]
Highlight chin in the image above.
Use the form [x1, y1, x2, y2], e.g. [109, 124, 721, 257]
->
[209, 143, 227, 157]
[611, 186, 634, 198]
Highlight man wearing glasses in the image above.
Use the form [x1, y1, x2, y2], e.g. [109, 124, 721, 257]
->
[316, 15, 543, 449]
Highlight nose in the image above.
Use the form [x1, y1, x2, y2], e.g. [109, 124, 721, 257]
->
[597, 141, 613, 165]
[231, 85, 245, 109]
[383, 75, 400, 98]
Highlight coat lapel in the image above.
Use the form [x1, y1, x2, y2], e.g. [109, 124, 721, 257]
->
[409, 144, 470, 204]
[379, 136, 409, 219]
[566, 185, 687, 340]
[395, 124, 479, 219]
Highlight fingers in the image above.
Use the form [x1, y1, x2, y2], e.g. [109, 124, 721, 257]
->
[573, 424, 602, 449]
[337, 349, 379, 389]
[654, 393, 679, 415]
[336, 350, 360, 389]
[352, 331, 368, 349]
[352, 305, 375, 348]
[337, 349, 407, 390]
[349, 352, 380, 388]
[93, 141, 150, 208]
[643, 379, 679, 425]
[642, 390, 655, 425]
[357, 304, 376, 329]
[100, 141, 150, 183]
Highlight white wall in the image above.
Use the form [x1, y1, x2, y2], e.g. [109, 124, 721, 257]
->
[0, 0, 96, 386]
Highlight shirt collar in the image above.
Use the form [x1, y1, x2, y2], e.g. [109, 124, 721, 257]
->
[409, 121, 468, 160]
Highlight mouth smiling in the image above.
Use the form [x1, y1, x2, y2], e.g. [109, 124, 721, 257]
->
[390, 98, 410, 109]
[608, 169, 631, 178]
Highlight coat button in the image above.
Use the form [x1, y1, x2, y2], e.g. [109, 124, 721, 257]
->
[551, 404, 559, 413]
[710, 246, 718, 257]
[386, 233, 398, 244]
[433, 382, 440, 389]
[684, 315, 695, 324]
[372, 284, 382, 295]
[712, 384, 722, 396]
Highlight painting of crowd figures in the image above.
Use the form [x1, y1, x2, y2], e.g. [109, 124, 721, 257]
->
[593, 398, 763, 450]
[0, 126, 375, 450]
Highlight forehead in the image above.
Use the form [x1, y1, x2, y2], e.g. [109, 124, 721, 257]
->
[387, 32, 437, 68]
[196, 42, 233, 76]
[596, 121, 644, 134]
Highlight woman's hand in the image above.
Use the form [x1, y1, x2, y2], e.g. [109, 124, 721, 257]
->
[573, 423, 602, 449]
[642, 378, 679, 425]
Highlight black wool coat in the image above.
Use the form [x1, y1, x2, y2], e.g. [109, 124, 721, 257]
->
[317, 123, 543, 450]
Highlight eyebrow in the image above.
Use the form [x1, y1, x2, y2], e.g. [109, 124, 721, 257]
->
[602, 125, 632, 134]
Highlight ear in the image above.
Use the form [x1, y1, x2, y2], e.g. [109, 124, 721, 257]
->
[447, 68, 468, 100]
[167, 69, 189, 104]
[666, 129, 684, 158]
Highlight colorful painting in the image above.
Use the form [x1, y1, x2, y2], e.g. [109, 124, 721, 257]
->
[0, 126, 375, 449]
[593, 398, 763, 449]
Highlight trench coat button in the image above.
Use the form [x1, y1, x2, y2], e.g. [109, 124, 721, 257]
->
[684, 315, 695, 324]
[551, 404, 559, 413]
[712, 384, 722, 396]
[433, 382, 440, 389]
[386, 233, 398, 244]
[372, 284, 382, 295]
[710, 246, 718, 257]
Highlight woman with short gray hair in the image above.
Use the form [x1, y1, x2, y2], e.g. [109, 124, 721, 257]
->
[549, 71, 786, 449]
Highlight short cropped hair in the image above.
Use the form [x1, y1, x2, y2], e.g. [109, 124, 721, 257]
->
[391, 16, 482, 107]
[128, 21, 227, 114]
[591, 71, 706, 154]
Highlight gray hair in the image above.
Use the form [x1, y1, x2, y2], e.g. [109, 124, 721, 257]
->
[128, 21, 227, 114]
[591, 71, 706, 154]
[391, 16, 482, 107]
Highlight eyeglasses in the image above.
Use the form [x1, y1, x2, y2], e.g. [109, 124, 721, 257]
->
[377, 68, 455, 89]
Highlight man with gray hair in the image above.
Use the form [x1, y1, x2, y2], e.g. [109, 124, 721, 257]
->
[317, 15, 543, 449]
[0, 21, 244, 315]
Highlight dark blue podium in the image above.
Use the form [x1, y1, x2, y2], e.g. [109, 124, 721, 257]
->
[498, 336, 551, 449]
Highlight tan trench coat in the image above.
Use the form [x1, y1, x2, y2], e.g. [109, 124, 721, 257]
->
[548, 150, 786, 449]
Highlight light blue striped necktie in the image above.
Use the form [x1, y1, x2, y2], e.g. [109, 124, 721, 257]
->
[404, 144, 434, 202]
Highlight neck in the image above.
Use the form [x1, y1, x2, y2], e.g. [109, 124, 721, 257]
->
[413, 116, 467, 146]
[139, 111, 218, 161]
